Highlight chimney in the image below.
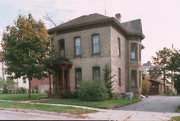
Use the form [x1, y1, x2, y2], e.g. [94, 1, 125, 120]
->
[115, 13, 121, 22]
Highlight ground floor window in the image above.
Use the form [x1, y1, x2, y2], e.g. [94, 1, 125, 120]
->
[92, 66, 100, 79]
[131, 70, 137, 87]
[118, 68, 121, 86]
[75, 68, 82, 88]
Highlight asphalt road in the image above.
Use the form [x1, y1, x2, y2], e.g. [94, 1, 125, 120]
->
[118, 96, 180, 113]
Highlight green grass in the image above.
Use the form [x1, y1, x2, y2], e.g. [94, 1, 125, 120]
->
[33, 98, 140, 109]
[0, 93, 47, 101]
[172, 116, 180, 121]
[0, 101, 97, 115]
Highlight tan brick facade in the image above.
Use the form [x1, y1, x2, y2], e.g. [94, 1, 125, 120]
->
[53, 26, 143, 96]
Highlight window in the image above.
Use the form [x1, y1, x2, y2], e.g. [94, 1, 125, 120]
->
[118, 68, 121, 86]
[93, 66, 100, 79]
[92, 34, 100, 54]
[23, 78, 26, 84]
[130, 43, 137, 60]
[139, 44, 141, 60]
[59, 39, 65, 57]
[139, 70, 141, 86]
[131, 70, 137, 87]
[74, 37, 81, 56]
[118, 38, 121, 56]
[75, 68, 82, 88]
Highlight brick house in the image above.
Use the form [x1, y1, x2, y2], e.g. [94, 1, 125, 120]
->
[47, 13, 145, 96]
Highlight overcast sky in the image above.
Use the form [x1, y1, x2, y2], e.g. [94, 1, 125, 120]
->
[0, 0, 180, 64]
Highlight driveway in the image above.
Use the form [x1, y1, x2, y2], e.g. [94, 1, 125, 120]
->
[118, 96, 180, 113]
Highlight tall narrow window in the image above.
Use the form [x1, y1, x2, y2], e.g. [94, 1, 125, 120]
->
[131, 70, 137, 87]
[59, 39, 65, 57]
[93, 66, 100, 79]
[118, 38, 121, 56]
[118, 68, 121, 86]
[131, 43, 137, 60]
[92, 34, 100, 54]
[74, 37, 81, 56]
[75, 68, 82, 88]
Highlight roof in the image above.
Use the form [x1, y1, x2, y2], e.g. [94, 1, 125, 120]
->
[48, 13, 145, 39]
[121, 19, 143, 35]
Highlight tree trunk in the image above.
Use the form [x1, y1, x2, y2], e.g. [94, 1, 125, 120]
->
[163, 70, 166, 94]
[49, 74, 52, 95]
[28, 79, 32, 98]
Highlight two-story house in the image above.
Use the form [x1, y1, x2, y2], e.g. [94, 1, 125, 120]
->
[48, 13, 145, 96]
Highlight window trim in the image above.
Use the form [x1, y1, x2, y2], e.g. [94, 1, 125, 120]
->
[74, 36, 81, 57]
[92, 33, 100, 55]
[92, 66, 100, 80]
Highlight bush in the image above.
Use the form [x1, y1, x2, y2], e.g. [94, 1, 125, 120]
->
[141, 77, 151, 96]
[18, 87, 27, 94]
[60, 91, 77, 99]
[78, 79, 107, 101]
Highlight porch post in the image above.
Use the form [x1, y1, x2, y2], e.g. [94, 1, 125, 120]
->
[67, 70, 70, 90]
[62, 68, 65, 91]
[56, 72, 59, 92]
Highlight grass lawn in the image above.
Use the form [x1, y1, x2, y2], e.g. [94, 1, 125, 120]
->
[0, 93, 47, 101]
[0, 101, 97, 115]
[33, 98, 140, 109]
[172, 116, 180, 121]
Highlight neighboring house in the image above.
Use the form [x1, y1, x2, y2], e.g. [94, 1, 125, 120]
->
[141, 61, 176, 95]
[0, 52, 29, 90]
[47, 13, 145, 97]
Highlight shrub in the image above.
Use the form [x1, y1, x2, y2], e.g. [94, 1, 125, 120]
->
[141, 77, 151, 96]
[18, 87, 27, 94]
[60, 91, 77, 99]
[78, 79, 107, 101]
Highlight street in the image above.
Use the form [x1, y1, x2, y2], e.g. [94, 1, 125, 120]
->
[118, 96, 180, 112]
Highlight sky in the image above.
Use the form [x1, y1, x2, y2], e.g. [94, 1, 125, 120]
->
[0, 0, 180, 64]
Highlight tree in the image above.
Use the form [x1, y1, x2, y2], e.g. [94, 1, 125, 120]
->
[0, 77, 17, 94]
[103, 64, 115, 99]
[2, 14, 55, 98]
[168, 49, 180, 95]
[149, 47, 172, 93]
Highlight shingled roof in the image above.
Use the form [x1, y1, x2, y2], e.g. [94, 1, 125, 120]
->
[48, 13, 145, 39]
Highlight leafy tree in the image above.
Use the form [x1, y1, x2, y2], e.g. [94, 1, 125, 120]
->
[149, 47, 172, 93]
[103, 64, 115, 99]
[2, 14, 55, 98]
[168, 49, 180, 95]
[0, 77, 17, 94]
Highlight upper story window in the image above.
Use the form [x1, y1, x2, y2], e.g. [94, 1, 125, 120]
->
[92, 34, 100, 54]
[131, 70, 137, 87]
[74, 37, 81, 56]
[130, 43, 137, 60]
[75, 68, 82, 88]
[118, 38, 121, 57]
[92, 66, 100, 79]
[59, 39, 65, 57]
